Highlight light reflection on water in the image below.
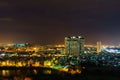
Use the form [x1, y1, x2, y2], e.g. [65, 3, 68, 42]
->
[2, 70, 10, 77]
[0, 69, 35, 80]
[0, 69, 52, 80]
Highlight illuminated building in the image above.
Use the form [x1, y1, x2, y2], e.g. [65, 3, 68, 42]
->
[65, 36, 85, 56]
[97, 41, 102, 53]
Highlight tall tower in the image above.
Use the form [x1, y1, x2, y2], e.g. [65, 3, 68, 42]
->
[65, 36, 85, 56]
[97, 41, 102, 53]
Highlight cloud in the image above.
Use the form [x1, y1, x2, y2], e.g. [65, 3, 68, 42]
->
[0, 18, 13, 21]
[0, 1, 9, 7]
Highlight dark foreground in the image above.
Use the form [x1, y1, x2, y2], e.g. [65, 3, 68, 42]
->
[0, 66, 120, 80]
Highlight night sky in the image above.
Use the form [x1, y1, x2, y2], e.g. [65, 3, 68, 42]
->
[0, 0, 120, 45]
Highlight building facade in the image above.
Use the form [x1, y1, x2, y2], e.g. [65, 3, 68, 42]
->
[65, 36, 85, 56]
[96, 41, 102, 53]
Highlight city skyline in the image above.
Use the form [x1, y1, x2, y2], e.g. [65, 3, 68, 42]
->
[0, 0, 120, 45]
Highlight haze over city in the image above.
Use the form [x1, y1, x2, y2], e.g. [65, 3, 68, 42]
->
[0, 0, 120, 45]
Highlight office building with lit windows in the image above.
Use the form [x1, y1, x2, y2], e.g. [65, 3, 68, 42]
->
[65, 36, 85, 56]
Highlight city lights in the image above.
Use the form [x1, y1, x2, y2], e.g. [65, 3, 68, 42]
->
[0, 36, 119, 80]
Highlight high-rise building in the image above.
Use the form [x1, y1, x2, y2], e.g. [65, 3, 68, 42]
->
[97, 41, 102, 53]
[65, 36, 85, 56]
